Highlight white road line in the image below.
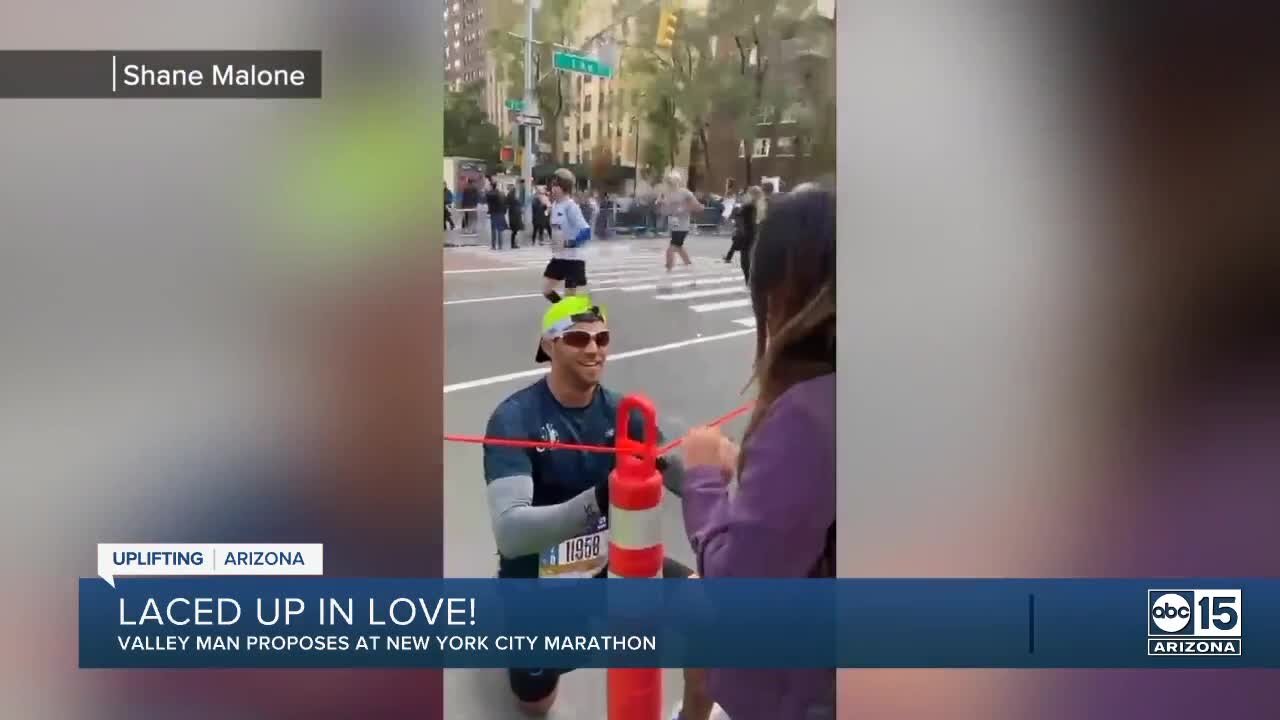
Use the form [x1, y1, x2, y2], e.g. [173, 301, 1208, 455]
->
[443, 266, 529, 275]
[443, 328, 755, 393]
[447, 261, 658, 276]
[691, 298, 752, 313]
[656, 286, 748, 301]
[445, 292, 546, 305]
[446, 271, 742, 305]
[733, 316, 757, 328]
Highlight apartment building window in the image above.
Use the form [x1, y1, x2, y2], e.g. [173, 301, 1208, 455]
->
[739, 140, 746, 158]
[583, 149, 591, 164]
[752, 138, 771, 157]
[584, 95, 592, 112]
[563, 152, 570, 165]
[582, 124, 591, 140]
[775, 136, 796, 156]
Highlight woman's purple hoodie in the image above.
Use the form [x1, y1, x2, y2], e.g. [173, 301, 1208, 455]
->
[682, 373, 836, 720]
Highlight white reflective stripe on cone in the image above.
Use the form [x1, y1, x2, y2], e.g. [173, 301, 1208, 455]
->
[608, 570, 663, 579]
[609, 505, 663, 551]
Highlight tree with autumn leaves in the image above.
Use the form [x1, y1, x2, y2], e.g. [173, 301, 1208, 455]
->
[484, 0, 835, 190]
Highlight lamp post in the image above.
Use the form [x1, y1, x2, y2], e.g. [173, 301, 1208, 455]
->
[632, 114, 640, 193]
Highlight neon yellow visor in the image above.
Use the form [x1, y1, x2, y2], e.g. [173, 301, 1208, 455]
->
[535, 296, 607, 363]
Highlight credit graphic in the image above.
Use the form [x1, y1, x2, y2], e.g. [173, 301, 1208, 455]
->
[1148, 589, 1242, 656]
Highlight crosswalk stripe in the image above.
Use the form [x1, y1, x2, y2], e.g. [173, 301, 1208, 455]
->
[621, 277, 738, 292]
[618, 273, 741, 292]
[690, 298, 752, 313]
[656, 286, 748, 301]
[733, 317, 757, 328]
[584, 269, 659, 279]
[603, 270, 735, 287]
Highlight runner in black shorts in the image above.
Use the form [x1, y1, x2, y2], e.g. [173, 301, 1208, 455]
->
[483, 297, 719, 719]
[542, 257, 587, 291]
[541, 168, 592, 304]
[659, 171, 703, 281]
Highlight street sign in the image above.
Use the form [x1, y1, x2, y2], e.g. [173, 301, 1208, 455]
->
[504, 99, 524, 112]
[553, 50, 613, 79]
[516, 114, 543, 127]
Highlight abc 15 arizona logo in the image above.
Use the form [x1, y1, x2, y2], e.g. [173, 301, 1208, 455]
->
[1147, 589, 1242, 656]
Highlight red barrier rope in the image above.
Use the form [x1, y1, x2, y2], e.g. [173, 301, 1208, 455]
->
[657, 402, 753, 455]
[442, 402, 754, 455]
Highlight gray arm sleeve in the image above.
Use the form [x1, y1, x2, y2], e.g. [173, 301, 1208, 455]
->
[659, 454, 688, 498]
[486, 474, 602, 558]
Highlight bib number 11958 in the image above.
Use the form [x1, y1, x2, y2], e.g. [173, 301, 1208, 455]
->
[564, 533, 601, 564]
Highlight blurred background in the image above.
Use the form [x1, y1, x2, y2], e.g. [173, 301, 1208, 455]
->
[0, 1, 441, 718]
[837, 1, 1278, 718]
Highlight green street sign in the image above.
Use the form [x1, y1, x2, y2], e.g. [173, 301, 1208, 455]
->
[553, 51, 613, 79]
[504, 98, 524, 112]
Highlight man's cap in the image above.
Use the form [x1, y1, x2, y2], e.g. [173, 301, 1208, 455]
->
[535, 296, 607, 363]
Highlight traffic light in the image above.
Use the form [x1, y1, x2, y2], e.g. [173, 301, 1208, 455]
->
[655, 9, 679, 49]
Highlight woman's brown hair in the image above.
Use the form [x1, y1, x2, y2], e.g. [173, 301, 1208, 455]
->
[739, 187, 837, 574]
[741, 188, 836, 442]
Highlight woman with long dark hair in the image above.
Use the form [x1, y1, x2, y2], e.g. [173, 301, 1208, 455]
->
[678, 188, 836, 720]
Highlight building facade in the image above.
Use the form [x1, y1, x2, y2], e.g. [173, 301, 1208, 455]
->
[549, 0, 709, 191]
[445, 0, 513, 140]
[444, 0, 488, 91]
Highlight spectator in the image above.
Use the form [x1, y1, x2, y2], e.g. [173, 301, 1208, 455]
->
[460, 178, 479, 232]
[531, 189, 550, 245]
[485, 178, 507, 250]
[443, 182, 454, 231]
[679, 189, 837, 720]
[505, 186, 523, 249]
[726, 185, 763, 282]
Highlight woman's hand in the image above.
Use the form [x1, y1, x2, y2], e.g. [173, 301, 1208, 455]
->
[682, 426, 739, 481]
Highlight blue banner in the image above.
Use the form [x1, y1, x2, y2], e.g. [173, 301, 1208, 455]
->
[78, 578, 1279, 668]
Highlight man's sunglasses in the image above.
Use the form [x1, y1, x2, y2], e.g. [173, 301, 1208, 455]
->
[557, 330, 611, 349]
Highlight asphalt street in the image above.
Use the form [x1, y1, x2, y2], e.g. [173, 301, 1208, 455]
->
[443, 233, 755, 719]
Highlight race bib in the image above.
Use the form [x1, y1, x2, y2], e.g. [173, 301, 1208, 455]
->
[539, 517, 608, 579]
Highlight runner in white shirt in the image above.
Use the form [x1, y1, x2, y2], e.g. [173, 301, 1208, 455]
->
[658, 170, 704, 280]
[541, 168, 592, 304]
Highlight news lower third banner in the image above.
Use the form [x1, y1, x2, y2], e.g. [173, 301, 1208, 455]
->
[79, 578, 1280, 669]
[0, 51, 321, 98]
